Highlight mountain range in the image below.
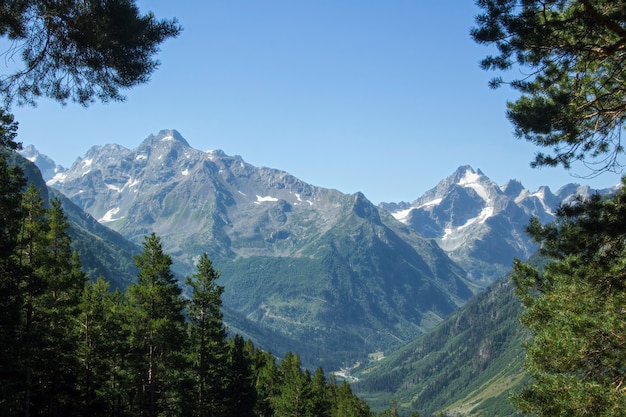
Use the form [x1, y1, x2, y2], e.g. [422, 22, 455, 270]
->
[20, 129, 616, 378]
[381, 166, 610, 287]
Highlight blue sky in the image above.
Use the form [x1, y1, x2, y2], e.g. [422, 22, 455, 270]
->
[8, 1, 621, 204]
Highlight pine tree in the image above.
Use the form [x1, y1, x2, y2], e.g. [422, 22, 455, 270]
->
[34, 198, 85, 416]
[472, 0, 626, 173]
[273, 352, 314, 417]
[330, 381, 372, 417]
[77, 277, 131, 416]
[310, 367, 331, 417]
[16, 183, 49, 417]
[223, 335, 256, 417]
[0, 0, 181, 106]
[511, 186, 626, 415]
[11, 186, 86, 416]
[125, 233, 186, 417]
[253, 349, 280, 417]
[185, 253, 229, 417]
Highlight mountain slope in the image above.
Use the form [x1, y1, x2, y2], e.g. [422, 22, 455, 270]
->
[50, 189, 139, 290]
[48, 129, 473, 369]
[353, 276, 527, 416]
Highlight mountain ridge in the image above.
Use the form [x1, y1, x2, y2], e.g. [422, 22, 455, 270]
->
[21, 130, 618, 371]
[38, 130, 473, 369]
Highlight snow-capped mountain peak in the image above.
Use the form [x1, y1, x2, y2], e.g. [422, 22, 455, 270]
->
[382, 165, 617, 285]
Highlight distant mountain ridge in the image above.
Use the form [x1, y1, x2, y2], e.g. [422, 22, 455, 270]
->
[381, 165, 618, 286]
[24, 130, 618, 371]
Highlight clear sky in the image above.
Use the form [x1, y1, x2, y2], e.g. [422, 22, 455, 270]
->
[8, 1, 622, 204]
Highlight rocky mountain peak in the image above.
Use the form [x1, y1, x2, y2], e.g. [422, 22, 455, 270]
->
[145, 129, 190, 147]
[500, 179, 525, 199]
[18, 144, 67, 182]
[351, 191, 382, 224]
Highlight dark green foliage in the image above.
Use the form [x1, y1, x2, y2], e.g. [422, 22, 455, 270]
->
[471, 0, 626, 173]
[77, 277, 130, 417]
[511, 184, 626, 416]
[0, 176, 86, 416]
[186, 253, 229, 417]
[225, 335, 257, 417]
[473, 1, 626, 415]
[0, 108, 19, 149]
[0, 0, 181, 106]
[330, 381, 373, 417]
[125, 233, 188, 417]
[0, 119, 26, 415]
[273, 352, 314, 417]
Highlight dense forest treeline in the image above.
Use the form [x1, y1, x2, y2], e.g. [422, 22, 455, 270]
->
[0, 153, 414, 417]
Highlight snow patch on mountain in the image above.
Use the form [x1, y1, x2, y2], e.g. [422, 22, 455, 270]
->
[47, 172, 68, 185]
[255, 195, 279, 204]
[391, 198, 443, 223]
[99, 207, 124, 222]
[442, 207, 494, 240]
[419, 198, 443, 209]
[391, 208, 413, 222]
[106, 183, 122, 192]
[458, 168, 491, 203]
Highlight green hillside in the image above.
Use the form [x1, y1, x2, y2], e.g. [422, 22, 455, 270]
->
[353, 277, 527, 416]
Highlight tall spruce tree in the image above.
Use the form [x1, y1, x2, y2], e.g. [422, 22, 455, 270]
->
[0, 110, 25, 416]
[330, 381, 372, 417]
[125, 233, 186, 417]
[10, 184, 85, 417]
[225, 335, 257, 417]
[32, 198, 85, 417]
[77, 277, 131, 417]
[273, 352, 314, 417]
[185, 253, 229, 417]
[16, 182, 49, 417]
[253, 349, 280, 417]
